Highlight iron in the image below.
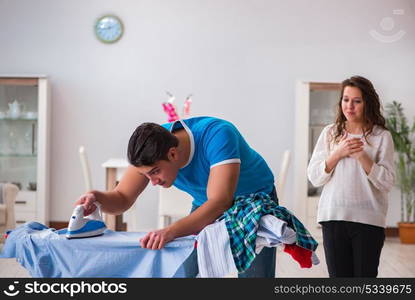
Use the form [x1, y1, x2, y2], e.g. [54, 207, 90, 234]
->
[66, 202, 106, 239]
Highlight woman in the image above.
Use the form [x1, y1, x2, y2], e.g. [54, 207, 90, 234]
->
[307, 76, 395, 277]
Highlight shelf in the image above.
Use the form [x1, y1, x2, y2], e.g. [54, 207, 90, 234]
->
[0, 154, 37, 158]
[308, 196, 321, 201]
[310, 82, 342, 91]
[0, 78, 38, 86]
[0, 117, 38, 121]
[309, 124, 328, 127]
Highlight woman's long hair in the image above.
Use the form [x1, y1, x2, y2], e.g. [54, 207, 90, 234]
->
[330, 76, 387, 145]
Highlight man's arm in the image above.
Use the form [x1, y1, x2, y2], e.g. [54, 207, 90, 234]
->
[140, 163, 240, 249]
[76, 165, 149, 215]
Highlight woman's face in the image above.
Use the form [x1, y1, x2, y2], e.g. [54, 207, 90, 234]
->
[341, 86, 364, 123]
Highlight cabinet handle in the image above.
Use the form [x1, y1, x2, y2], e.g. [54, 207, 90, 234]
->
[15, 200, 27, 204]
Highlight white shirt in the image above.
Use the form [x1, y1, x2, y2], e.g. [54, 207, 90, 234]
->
[307, 124, 395, 228]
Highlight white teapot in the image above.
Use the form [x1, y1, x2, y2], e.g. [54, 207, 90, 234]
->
[7, 100, 24, 119]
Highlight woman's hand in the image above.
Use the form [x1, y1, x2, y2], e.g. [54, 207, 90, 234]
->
[349, 147, 366, 160]
[353, 148, 374, 174]
[335, 133, 364, 159]
[140, 227, 176, 250]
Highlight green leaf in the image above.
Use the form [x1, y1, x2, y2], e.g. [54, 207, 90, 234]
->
[385, 101, 415, 222]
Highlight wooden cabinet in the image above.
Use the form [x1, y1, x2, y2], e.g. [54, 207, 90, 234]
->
[0, 75, 51, 225]
[294, 81, 341, 239]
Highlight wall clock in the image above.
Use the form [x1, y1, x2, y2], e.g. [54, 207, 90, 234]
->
[95, 15, 124, 43]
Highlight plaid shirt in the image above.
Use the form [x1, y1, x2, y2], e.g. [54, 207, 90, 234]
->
[218, 191, 318, 273]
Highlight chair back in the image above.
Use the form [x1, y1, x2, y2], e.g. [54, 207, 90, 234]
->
[158, 186, 192, 228]
[276, 150, 291, 205]
[79, 146, 93, 192]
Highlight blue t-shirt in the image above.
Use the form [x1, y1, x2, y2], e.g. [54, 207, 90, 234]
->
[162, 117, 274, 207]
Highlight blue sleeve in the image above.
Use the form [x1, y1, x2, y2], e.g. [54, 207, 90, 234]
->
[161, 123, 171, 131]
[204, 123, 241, 167]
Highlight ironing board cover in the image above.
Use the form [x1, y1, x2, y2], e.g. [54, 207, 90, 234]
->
[1, 222, 195, 278]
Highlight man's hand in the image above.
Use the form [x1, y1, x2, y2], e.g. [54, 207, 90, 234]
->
[140, 227, 176, 250]
[74, 192, 97, 216]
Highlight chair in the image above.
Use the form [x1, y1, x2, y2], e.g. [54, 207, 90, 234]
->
[276, 150, 291, 206]
[79, 146, 93, 192]
[0, 183, 19, 242]
[274, 150, 291, 277]
[79, 146, 128, 231]
[158, 186, 192, 229]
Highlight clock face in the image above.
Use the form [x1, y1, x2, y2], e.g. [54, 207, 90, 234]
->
[95, 15, 123, 43]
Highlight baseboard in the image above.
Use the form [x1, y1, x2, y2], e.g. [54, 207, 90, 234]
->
[49, 221, 68, 229]
[49, 221, 127, 231]
[385, 227, 398, 237]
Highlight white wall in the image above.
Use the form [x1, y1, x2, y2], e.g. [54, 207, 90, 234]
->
[0, 0, 414, 229]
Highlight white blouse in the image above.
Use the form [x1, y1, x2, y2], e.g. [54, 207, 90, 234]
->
[307, 124, 395, 228]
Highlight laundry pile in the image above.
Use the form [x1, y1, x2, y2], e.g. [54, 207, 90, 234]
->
[196, 215, 319, 277]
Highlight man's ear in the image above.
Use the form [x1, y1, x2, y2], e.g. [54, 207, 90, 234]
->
[168, 147, 179, 161]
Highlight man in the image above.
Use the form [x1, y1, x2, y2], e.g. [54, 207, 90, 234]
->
[76, 116, 278, 277]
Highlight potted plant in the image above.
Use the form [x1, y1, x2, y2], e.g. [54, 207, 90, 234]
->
[385, 101, 415, 243]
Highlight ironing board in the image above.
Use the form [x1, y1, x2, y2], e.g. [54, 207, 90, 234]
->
[0, 222, 195, 278]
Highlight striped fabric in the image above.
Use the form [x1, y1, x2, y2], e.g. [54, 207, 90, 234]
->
[219, 192, 318, 273]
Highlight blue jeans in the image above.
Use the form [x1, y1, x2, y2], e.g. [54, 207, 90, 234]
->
[181, 187, 278, 278]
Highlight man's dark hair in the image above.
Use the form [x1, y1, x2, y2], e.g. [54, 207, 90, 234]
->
[127, 123, 179, 166]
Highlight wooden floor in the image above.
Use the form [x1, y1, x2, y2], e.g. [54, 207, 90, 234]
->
[1, 237, 414, 277]
[276, 237, 415, 277]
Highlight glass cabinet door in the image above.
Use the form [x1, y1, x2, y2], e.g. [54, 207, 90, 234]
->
[307, 87, 340, 197]
[0, 76, 50, 225]
[0, 82, 38, 192]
